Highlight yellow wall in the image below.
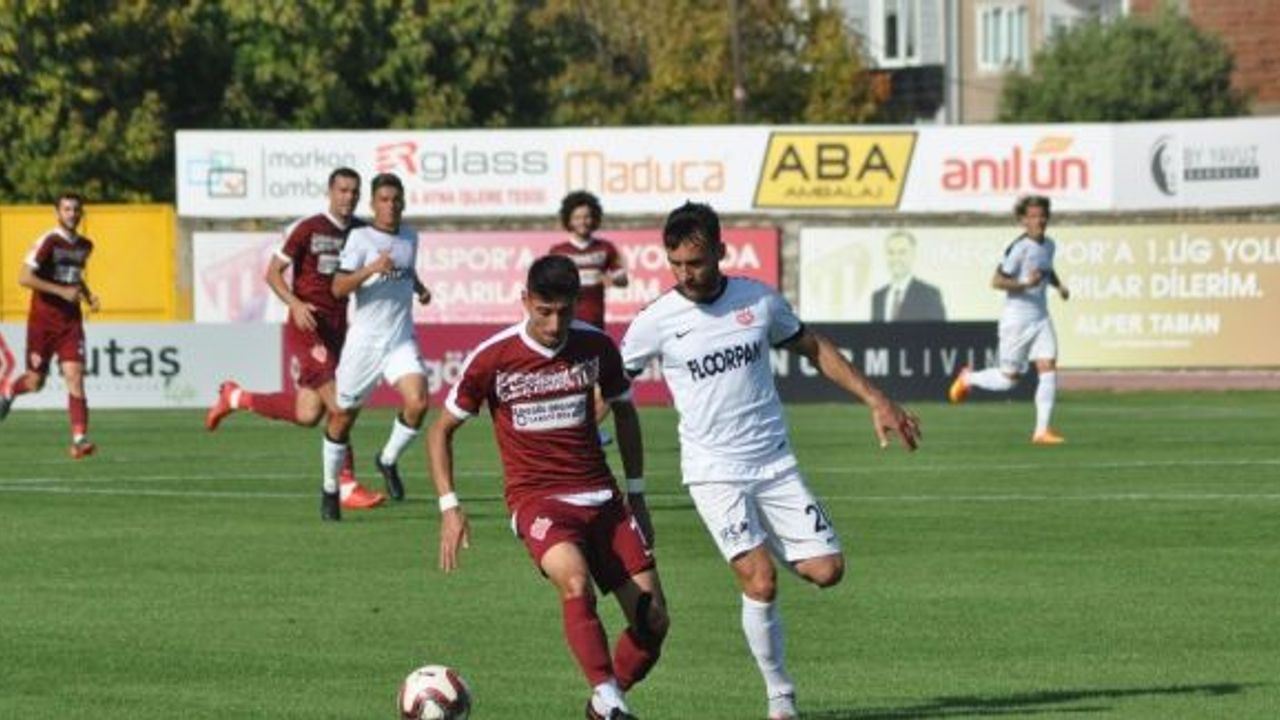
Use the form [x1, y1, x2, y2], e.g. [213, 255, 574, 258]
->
[0, 204, 181, 322]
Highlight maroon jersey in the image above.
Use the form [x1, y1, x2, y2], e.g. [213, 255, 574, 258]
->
[25, 228, 93, 327]
[276, 212, 359, 319]
[548, 237, 623, 328]
[445, 321, 632, 512]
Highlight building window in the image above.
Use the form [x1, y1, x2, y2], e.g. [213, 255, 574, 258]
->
[873, 0, 920, 68]
[978, 3, 1029, 72]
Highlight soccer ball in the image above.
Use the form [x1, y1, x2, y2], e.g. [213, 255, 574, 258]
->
[398, 664, 471, 720]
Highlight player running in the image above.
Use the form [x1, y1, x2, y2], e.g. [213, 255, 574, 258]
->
[321, 172, 432, 521]
[431, 255, 667, 720]
[0, 193, 100, 458]
[620, 202, 920, 720]
[205, 167, 385, 510]
[948, 194, 1071, 444]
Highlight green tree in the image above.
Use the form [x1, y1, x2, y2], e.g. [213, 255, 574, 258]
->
[0, 1, 227, 202]
[999, 8, 1248, 122]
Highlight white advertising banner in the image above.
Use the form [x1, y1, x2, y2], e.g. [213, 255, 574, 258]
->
[176, 119, 1280, 218]
[899, 124, 1115, 213]
[176, 127, 767, 219]
[0, 323, 280, 408]
[1114, 117, 1279, 210]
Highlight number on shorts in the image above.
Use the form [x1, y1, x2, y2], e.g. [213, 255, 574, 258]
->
[804, 503, 831, 534]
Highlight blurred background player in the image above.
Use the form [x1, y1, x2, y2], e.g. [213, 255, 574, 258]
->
[948, 195, 1070, 444]
[431, 255, 667, 720]
[550, 191, 628, 446]
[322, 172, 432, 521]
[0, 193, 100, 458]
[205, 167, 385, 510]
[620, 202, 921, 720]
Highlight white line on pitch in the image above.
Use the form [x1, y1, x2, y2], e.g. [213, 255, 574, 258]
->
[811, 458, 1280, 474]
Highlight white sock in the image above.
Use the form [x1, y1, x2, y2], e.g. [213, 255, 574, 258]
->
[322, 437, 347, 494]
[1035, 371, 1057, 433]
[968, 368, 1017, 392]
[591, 679, 628, 714]
[379, 417, 419, 466]
[742, 595, 794, 700]
[229, 387, 244, 409]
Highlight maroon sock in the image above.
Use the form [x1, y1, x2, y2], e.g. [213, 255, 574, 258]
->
[562, 595, 614, 687]
[242, 391, 298, 423]
[68, 394, 89, 438]
[614, 626, 663, 691]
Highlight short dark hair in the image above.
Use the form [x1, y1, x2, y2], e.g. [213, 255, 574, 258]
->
[559, 190, 602, 230]
[55, 192, 83, 208]
[370, 172, 404, 195]
[662, 201, 722, 252]
[1015, 194, 1051, 218]
[527, 254, 581, 302]
[328, 167, 360, 187]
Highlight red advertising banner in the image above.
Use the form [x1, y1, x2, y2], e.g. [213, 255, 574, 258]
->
[418, 228, 779, 324]
[282, 323, 672, 409]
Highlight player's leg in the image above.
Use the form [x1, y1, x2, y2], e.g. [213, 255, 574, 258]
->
[1030, 321, 1063, 444]
[0, 369, 45, 421]
[594, 500, 668, 693]
[314, 379, 384, 509]
[320, 345, 379, 520]
[517, 498, 632, 718]
[207, 325, 327, 430]
[60, 360, 95, 459]
[2, 323, 55, 420]
[957, 317, 1030, 400]
[689, 481, 796, 717]
[374, 344, 429, 501]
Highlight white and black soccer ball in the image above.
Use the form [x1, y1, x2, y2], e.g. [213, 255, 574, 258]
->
[398, 664, 471, 720]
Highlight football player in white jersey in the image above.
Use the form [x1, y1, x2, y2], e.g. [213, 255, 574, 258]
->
[620, 202, 920, 720]
[321, 173, 432, 520]
[948, 195, 1071, 444]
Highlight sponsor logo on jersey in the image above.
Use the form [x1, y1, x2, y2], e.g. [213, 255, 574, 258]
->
[496, 358, 599, 403]
[309, 234, 344, 254]
[530, 515, 553, 541]
[754, 132, 915, 209]
[511, 394, 588, 432]
[686, 341, 762, 382]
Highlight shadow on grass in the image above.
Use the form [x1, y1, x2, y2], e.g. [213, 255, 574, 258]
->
[805, 682, 1251, 719]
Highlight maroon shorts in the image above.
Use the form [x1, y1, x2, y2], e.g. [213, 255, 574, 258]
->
[26, 319, 84, 373]
[285, 313, 346, 390]
[513, 494, 655, 594]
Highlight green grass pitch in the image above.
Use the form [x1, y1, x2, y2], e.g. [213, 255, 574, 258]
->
[1, 392, 1277, 718]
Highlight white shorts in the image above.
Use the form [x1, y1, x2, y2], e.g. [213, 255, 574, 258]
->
[687, 468, 841, 564]
[335, 339, 425, 410]
[998, 316, 1057, 374]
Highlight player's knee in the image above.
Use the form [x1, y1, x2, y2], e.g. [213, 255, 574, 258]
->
[403, 397, 429, 426]
[28, 373, 47, 392]
[297, 406, 324, 427]
[740, 572, 778, 603]
[634, 591, 670, 644]
[805, 555, 845, 589]
[558, 574, 594, 600]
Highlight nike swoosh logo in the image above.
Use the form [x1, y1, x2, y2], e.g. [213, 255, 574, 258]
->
[675, 328, 693, 339]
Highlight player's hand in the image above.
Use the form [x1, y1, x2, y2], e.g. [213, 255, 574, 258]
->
[369, 250, 395, 276]
[628, 494, 656, 549]
[416, 285, 432, 305]
[439, 507, 471, 572]
[1058, 285, 1071, 301]
[1024, 268, 1043, 288]
[289, 301, 318, 332]
[870, 401, 921, 451]
[59, 286, 81, 304]
[86, 293, 101, 313]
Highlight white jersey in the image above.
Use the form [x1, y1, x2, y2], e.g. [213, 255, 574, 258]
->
[998, 234, 1057, 321]
[339, 224, 418, 347]
[621, 277, 803, 484]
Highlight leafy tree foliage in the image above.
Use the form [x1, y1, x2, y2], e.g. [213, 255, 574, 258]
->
[0, 0, 875, 202]
[999, 8, 1247, 122]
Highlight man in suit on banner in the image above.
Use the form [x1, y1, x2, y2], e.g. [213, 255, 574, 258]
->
[870, 230, 946, 322]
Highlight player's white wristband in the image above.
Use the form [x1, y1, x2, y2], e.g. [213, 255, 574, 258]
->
[438, 492, 460, 512]
[625, 477, 646, 494]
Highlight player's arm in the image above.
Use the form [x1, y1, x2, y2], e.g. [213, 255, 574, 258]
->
[784, 328, 921, 451]
[611, 398, 654, 546]
[991, 266, 1036, 291]
[18, 264, 80, 303]
[412, 273, 432, 305]
[428, 410, 471, 572]
[79, 277, 100, 312]
[332, 250, 393, 298]
[265, 256, 316, 331]
[1045, 270, 1070, 300]
[607, 246, 628, 287]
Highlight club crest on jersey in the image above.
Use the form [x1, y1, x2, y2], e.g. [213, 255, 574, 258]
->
[530, 515, 553, 541]
[29, 351, 44, 370]
[310, 344, 328, 363]
[735, 307, 756, 326]
[686, 341, 762, 382]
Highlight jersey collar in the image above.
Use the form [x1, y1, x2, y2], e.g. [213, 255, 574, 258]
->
[52, 226, 79, 244]
[568, 235, 595, 251]
[678, 275, 729, 305]
[323, 211, 349, 230]
[518, 319, 565, 359]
